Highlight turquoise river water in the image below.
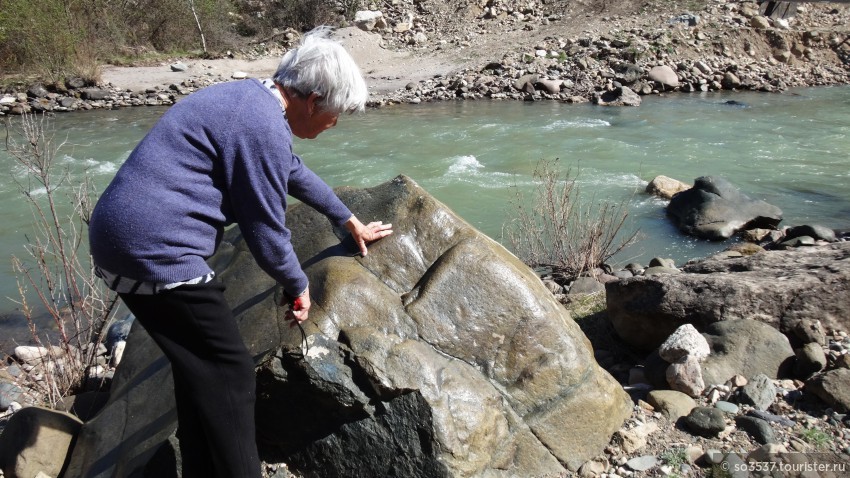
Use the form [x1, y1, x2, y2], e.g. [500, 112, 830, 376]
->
[1, 86, 848, 348]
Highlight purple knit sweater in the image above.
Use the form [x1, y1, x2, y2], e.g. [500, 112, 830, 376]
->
[89, 79, 353, 296]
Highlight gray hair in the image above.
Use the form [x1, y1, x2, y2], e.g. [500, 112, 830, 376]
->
[273, 27, 368, 114]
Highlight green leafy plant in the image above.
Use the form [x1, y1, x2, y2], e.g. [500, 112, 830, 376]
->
[799, 427, 833, 449]
[660, 447, 688, 466]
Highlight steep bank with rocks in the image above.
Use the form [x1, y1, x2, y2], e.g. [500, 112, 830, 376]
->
[0, 0, 848, 113]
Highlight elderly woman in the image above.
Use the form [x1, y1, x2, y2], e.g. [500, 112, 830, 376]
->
[88, 29, 392, 477]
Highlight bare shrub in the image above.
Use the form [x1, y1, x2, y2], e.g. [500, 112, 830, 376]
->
[503, 158, 639, 282]
[235, 0, 341, 39]
[3, 113, 118, 407]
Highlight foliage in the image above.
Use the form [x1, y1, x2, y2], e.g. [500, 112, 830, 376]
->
[0, 0, 362, 80]
[0, 0, 237, 81]
[0, 0, 89, 83]
[799, 427, 833, 449]
[116, 0, 235, 54]
[660, 447, 688, 467]
[234, 0, 343, 39]
[337, 0, 364, 19]
[502, 158, 639, 283]
[3, 113, 118, 406]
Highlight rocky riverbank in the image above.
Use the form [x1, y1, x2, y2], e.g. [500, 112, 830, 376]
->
[1, 0, 848, 114]
[1, 1, 849, 477]
[2, 174, 850, 478]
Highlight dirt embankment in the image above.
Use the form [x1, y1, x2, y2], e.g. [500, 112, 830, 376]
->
[102, 0, 849, 96]
[4, 0, 848, 114]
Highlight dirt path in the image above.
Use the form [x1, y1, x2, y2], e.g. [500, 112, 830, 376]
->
[101, 27, 464, 96]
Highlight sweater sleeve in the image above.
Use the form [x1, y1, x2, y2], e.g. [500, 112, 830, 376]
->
[287, 153, 353, 228]
[225, 109, 308, 297]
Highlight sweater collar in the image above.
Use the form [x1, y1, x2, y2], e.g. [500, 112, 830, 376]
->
[262, 78, 286, 115]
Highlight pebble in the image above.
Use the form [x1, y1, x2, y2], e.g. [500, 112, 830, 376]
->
[703, 449, 724, 465]
[684, 407, 727, 437]
[735, 416, 777, 444]
[738, 374, 776, 411]
[747, 409, 795, 427]
[625, 455, 657, 471]
[715, 400, 739, 414]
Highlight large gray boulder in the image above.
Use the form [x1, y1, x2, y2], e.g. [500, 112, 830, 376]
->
[607, 242, 850, 351]
[700, 320, 794, 386]
[667, 176, 783, 240]
[67, 176, 631, 477]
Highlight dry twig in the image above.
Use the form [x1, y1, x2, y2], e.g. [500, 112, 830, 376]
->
[503, 158, 638, 282]
[3, 112, 118, 406]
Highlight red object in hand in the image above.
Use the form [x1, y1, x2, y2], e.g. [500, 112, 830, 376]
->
[292, 295, 306, 311]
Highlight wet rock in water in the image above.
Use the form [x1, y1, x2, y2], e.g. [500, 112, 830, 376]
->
[785, 224, 837, 243]
[666, 176, 783, 240]
[593, 86, 641, 106]
[646, 175, 691, 200]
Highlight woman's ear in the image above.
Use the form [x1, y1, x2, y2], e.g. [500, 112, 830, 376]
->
[306, 92, 322, 116]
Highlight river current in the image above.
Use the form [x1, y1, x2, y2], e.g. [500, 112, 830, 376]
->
[1, 86, 848, 349]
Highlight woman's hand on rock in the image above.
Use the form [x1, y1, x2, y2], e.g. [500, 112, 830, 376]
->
[346, 216, 393, 256]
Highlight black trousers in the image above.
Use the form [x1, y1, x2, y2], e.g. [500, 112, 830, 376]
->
[120, 280, 261, 478]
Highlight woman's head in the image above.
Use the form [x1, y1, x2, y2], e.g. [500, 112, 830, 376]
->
[273, 27, 367, 116]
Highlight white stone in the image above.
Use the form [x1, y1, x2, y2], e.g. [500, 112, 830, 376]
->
[774, 18, 791, 30]
[14, 346, 52, 364]
[659, 324, 710, 362]
[231, 71, 248, 79]
[354, 10, 384, 31]
[647, 65, 679, 88]
[111, 341, 126, 368]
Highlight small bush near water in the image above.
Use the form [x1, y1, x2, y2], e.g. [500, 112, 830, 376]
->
[502, 158, 639, 283]
[3, 113, 119, 407]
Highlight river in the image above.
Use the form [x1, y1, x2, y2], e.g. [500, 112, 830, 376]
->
[1, 86, 848, 350]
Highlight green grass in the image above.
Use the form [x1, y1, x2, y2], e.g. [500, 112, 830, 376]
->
[707, 464, 732, 478]
[660, 447, 688, 467]
[799, 427, 833, 449]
